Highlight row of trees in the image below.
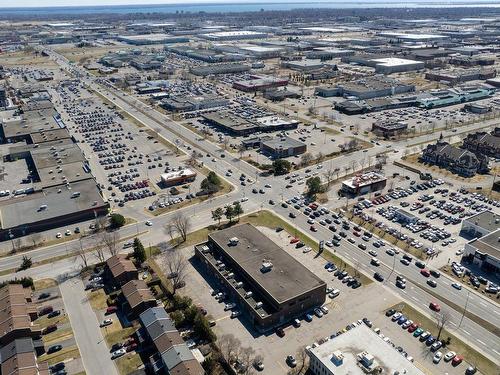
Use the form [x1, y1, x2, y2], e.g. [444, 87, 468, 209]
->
[211, 202, 244, 226]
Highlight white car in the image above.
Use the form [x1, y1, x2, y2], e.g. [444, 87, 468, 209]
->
[65, 230, 71, 236]
[145, 220, 153, 226]
[56, 232, 62, 238]
[230, 310, 241, 318]
[111, 348, 126, 359]
[100, 318, 113, 327]
[444, 351, 456, 362]
[451, 282, 462, 290]
[433, 351, 443, 364]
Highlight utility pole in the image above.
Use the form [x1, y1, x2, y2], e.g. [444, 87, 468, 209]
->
[458, 290, 470, 328]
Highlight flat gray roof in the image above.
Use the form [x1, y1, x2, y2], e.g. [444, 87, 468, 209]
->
[469, 229, 500, 260]
[464, 210, 500, 233]
[208, 223, 325, 305]
[261, 136, 306, 150]
[0, 179, 106, 229]
[309, 324, 425, 375]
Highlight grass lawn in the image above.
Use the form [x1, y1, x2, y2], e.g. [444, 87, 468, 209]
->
[39, 345, 80, 365]
[104, 326, 136, 346]
[168, 210, 372, 285]
[34, 278, 58, 290]
[43, 327, 74, 345]
[115, 353, 144, 375]
[87, 289, 108, 311]
[36, 315, 69, 329]
[387, 302, 497, 375]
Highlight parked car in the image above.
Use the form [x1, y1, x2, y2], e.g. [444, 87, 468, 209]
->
[47, 310, 61, 319]
[100, 318, 113, 327]
[47, 345, 63, 354]
[286, 355, 297, 368]
[105, 306, 118, 315]
[42, 325, 57, 335]
[111, 348, 126, 359]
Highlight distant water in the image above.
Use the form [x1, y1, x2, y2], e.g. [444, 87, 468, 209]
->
[1, 1, 500, 15]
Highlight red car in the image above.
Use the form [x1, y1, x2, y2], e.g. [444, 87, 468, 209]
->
[452, 355, 463, 366]
[429, 302, 441, 312]
[420, 269, 430, 277]
[408, 323, 419, 333]
[126, 343, 137, 352]
[353, 231, 361, 237]
[105, 306, 118, 315]
[42, 324, 57, 335]
[310, 226, 317, 232]
[290, 238, 299, 244]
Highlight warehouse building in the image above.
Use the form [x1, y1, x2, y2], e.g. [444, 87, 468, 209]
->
[341, 172, 387, 196]
[308, 324, 425, 375]
[317, 76, 415, 100]
[416, 86, 495, 109]
[342, 55, 424, 74]
[117, 34, 189, 45]
[160, 95, 229, 112]
[233, 75, 288, 92]
[260, 136, 307, 158]
[425, 68, 496, 85]
[200, 30, 267, 41]
[281, 59, 332, 72]
[195, 224, 326, 332]
[189, 63, 251, 76]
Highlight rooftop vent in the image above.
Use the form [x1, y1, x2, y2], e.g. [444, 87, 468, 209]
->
[229, 237, 239, 246]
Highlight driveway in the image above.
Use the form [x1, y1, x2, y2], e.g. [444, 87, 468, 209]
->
[60, 278, 119, 375]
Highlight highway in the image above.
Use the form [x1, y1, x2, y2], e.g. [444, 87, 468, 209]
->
[9, 47, 497, 362]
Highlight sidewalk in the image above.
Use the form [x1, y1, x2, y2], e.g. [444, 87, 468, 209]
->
[60, 278, 119, 375]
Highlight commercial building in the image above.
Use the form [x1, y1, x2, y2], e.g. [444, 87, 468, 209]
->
[233, 75, 288, 92]
[425, 68, 496, 85]
[260, 136, 307, 158]
[341, 172, 387, 196]
[161, 95, 229, 112]
[308, 324, 425, 375]
[317, 76, 415, 100]
[117, 34, 189, 45]
[195, 224, 326, 332]
[306, 48, 354, 60]
[461, 211, 500, 239]
[395, 209, 419, 224]
[416, 86, 495, 109]
[371, 121, 408, 137]
[462, 130, 500, 159]
[263, 89, 301, 102]
[281, 59, 331, 72]
[105, 254, 139, 287]
[138, 307, 204, 375]
[201, 112, 299, 136]
[421, 140, 489, 177]
[200, 30, 267, 41]
[189, 63, 251, 77]
[342, 55, 424, 74]
[160, 168, 197, 187]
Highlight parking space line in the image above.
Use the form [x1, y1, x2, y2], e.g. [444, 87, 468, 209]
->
[462, 329, 470, 335]
[276, 360, 288, 372]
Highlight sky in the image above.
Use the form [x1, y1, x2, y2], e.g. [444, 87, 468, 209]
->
[1, 0, 325, 8]
[0, 0, 489, 8]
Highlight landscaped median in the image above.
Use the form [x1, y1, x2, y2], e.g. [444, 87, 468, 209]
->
[386, 302, 497, 375]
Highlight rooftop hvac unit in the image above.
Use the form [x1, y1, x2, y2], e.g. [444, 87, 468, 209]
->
[229, 237, 239, 245]
[260, 262, 273, 273]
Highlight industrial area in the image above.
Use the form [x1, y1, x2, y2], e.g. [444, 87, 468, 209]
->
[0, 3, 499, 375]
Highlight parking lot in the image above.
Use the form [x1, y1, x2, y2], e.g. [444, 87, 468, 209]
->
[33, 279, 85, 375]
[178, 223, 474, 375]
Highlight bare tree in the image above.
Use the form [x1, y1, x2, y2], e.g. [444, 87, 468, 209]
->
[186, 150, 198, 167]
[74, 240, 89, 268]
[218, 334, 241, 364]
[239, 346, 256, 375]
[29, 233, 43, 248]
[222, 137, 229, 151]
[101, 231, 119, 256]
[92, 242, 106, 263]
[323, 168, 336, 188]
[288, 347, 309, 375]
[300, 152, 314, 167]
[95, 216, 108, 232]
[172, 213, 190, 243]
[165, 222, 177, 242]
[434, 310, 451, 341]
[161, 249, 188, 294]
